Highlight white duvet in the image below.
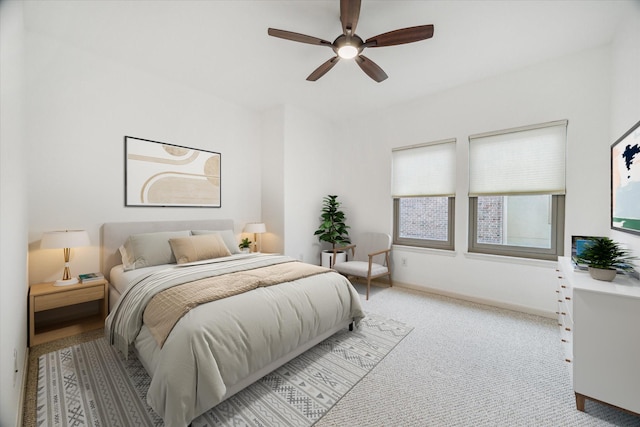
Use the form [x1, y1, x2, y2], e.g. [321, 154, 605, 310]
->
[105, 254, 364, 427]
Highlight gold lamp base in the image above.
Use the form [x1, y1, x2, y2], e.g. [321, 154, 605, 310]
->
[54, 258, 78, 286]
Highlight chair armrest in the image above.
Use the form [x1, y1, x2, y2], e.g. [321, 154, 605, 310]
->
[333, 244, 356, 258]
[367, 248, 391, 258]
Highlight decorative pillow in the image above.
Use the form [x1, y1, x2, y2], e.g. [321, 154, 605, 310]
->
[169, 234, 232, 264]
[191, 229, 240, 254]
[121, 230, 191, 271]
[119, 245, 132, 270]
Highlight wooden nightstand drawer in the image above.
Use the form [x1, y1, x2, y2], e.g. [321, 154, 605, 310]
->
[34, 286, 105, 311]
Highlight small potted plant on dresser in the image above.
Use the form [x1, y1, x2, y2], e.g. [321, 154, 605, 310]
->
[239, 238, 252, 254]
[314, 194, 351, 267]
[575, 237, 636, 281]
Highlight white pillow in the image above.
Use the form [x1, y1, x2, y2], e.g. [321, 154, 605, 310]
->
[191, 229, 240, 254]
[120, 230, 191, 270]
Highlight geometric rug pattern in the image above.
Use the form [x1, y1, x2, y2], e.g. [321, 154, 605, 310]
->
[37, 313, 412, 427]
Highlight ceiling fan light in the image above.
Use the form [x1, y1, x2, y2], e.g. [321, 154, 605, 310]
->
[337, 45, 358, 59]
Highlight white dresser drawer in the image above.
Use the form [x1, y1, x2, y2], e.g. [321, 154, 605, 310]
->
[558, 256, 640, 415]
[560, 323, 572, 355]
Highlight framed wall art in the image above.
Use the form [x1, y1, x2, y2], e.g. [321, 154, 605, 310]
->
[611, 119, 640, 235]
[125, 136, 221, 207]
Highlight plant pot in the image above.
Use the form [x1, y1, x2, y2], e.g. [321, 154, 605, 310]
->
[321, 250, 347, 268]
[240, 247, 250, 254]
[588, 267, 617, 282]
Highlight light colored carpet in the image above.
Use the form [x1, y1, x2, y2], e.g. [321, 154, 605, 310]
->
[24, 282, 640, 426]
[316, 282, 640, 426]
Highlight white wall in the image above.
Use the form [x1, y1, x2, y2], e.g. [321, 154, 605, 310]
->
[335, 46, 614, 316]
[260, 105, 340, 263]
[282, 105, 340, 264]
[25, 32, 264, 284]
[0, 2, 29, 426]
[261, 106, 286, 254]
[610, 3, 640, 256]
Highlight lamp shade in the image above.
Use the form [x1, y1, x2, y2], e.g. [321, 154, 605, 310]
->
[243, 223, 266, 234]
[41, 230, 90, 249]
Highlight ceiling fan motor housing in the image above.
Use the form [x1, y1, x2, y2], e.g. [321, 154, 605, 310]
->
[333, 34, 364, 58]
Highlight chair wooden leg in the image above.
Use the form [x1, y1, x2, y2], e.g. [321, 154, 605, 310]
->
[366, 278, 371, 300]
[388, 272, 393, 288]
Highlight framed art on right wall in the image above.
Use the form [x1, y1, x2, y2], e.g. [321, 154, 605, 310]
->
[611, 119, 640, 235]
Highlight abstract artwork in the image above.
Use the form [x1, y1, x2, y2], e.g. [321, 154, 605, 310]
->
[125, 136, 221, 207]
[611, 120, 640, 235]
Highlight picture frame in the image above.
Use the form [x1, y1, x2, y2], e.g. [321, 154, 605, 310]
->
[125, 136, 221, 207]
[611, 119, 640, 235]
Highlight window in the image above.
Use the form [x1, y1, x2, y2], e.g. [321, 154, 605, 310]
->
[468, 121, 567, 260]
[392, 139, 456, 250]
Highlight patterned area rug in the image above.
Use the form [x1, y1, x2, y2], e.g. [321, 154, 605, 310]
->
[37, 313, 412, 426]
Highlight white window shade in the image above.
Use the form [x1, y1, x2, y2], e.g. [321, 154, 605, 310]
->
[469, 121, 567, 196]
[392, 139, 456, 197]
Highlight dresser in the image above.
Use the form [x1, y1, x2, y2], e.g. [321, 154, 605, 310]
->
[556, 256, 640, 415]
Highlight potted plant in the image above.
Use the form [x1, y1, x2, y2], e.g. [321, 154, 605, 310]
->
[314, 195, 350, 267]
[239, 237, 252, 254]
[575, 237, 636, 281]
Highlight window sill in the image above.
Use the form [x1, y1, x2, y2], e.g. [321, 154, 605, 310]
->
[464, 251, 557, 268]
[392, 244, 457, 257]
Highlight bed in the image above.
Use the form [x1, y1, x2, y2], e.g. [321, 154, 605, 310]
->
[101, 219, 364, 427]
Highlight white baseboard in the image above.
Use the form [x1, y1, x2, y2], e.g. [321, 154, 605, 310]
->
[16, 347, 28, 427]
[392, 281, 556, 319]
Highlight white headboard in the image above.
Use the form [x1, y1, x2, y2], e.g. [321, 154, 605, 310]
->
[101, 219, 235, 281]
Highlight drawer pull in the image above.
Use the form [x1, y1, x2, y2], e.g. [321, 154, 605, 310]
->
[556, 290, 560, 294]
[561, 312, 566, 315]
[565, 359, 572, 363]
[561, 285, 567, 288]
[561, 339, 568, 343]
[565, 327, 571, 332]
[565, 297, 571, 300]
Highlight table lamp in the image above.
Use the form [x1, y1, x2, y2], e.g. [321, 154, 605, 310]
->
[243, 223, 266, 253]
[41, 230, 90, 286]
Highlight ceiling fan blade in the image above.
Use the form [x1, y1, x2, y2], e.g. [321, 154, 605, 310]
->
[355, 55, 388, 82]
[268, 28, 333, 47]
[307, 57, 340, 81]
[365, 24, 434, 48]
[340, 0, 361, 35]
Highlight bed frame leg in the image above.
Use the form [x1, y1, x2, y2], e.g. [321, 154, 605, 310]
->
[349, 321, 354, 331]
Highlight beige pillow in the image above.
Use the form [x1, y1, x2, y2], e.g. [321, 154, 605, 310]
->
[169, 234, 232, 264]
[191, 229, 240, 254]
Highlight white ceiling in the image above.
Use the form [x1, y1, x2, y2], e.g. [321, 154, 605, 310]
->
[23, 0, 637, 121]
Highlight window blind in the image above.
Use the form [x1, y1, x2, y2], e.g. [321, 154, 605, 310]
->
[468, 120, 567, 196]
[392, 139, 456, 197]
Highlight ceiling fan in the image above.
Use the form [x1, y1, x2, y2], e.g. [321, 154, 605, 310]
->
[267, 0, 434, 83]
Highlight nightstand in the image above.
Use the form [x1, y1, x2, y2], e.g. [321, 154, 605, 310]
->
[28, 279, 108, 346]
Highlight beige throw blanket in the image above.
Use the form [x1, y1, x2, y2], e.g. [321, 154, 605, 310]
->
[143, 261, 331, 348]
